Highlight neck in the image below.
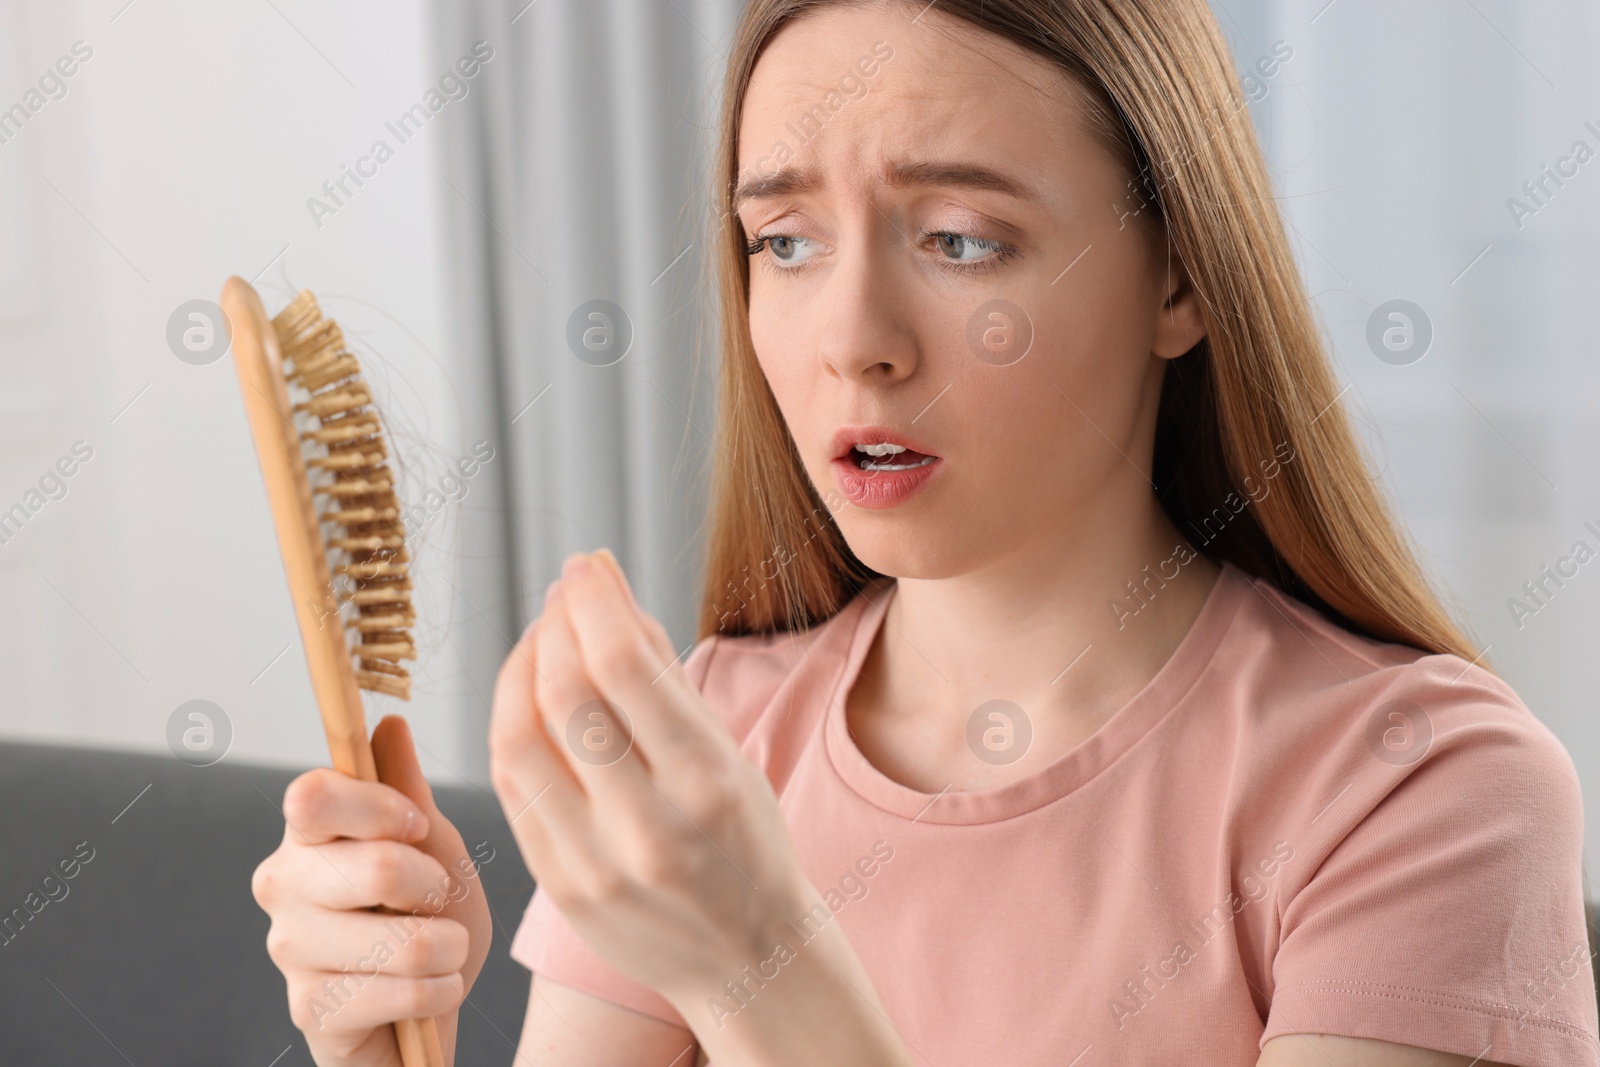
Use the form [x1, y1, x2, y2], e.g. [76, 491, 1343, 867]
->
[865, 494, 1222, 740]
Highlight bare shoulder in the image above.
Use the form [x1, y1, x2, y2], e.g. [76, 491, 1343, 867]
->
[516, 971, 699, 1066]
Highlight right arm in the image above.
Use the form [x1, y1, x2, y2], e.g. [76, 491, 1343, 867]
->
[251, 715, 689, 1067]
[515, 973, 702, 1066]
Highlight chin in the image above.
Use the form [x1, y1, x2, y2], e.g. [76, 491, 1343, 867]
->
[837, 526, 960, 582]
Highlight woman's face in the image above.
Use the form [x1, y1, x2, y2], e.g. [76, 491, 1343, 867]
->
[736, 2, 1205, 580]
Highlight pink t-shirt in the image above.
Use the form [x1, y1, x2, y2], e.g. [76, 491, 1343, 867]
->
[510, 560, 1599, 1065]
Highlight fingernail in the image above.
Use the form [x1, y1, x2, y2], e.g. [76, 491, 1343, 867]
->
[593, 547, 637, 603]
[594, 547, 622, 579]
[405, 808, 429, 841]
[563, 552, 592, 578]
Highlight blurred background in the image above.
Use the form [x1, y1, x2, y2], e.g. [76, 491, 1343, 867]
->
[0, 0, 1594, 870]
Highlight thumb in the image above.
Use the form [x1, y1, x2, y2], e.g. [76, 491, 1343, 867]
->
[370, 714, 490, 989]
[371, 714, 439, 820]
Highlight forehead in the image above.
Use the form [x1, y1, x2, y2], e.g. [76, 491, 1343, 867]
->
[736, 4, 1105, 207]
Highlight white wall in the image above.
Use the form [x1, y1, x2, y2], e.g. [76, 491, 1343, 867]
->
[0, 0, 487, 783]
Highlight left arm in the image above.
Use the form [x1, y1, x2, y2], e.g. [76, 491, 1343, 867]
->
[488, 549, 915, 1067]
[1260, 1035, 1514, 1066]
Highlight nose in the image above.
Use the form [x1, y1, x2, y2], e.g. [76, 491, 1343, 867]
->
[815, 222, 920, 386]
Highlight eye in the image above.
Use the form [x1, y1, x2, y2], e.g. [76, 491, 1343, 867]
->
[744, 233, 821, 270]
[925, 231, 1017, 273]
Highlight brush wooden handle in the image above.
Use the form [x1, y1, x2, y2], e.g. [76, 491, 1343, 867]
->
[223, 276, 446, 1067]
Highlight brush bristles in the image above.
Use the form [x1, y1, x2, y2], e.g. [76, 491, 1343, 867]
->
[272, 290, 415, 701]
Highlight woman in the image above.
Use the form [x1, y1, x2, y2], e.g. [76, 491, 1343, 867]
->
[251, 1, 1599, 1064]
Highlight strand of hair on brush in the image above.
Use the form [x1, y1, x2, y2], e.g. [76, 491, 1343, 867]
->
[271, 290, 416, 700]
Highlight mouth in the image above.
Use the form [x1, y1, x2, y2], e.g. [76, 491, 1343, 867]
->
[830, 427, 942, 466]
[843, 443, 939, 471]
[828, 427, 945, 509]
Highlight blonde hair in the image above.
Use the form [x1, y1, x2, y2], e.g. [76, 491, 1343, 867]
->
[695, 0, 1486, 670]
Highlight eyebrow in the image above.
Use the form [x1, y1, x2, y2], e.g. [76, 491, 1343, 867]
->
[731, 160, 1038, 210]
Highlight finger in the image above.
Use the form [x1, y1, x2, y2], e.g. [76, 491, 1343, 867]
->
[289, 972, 464, 1034]
[371, 717, 482, 872]
[535, 577, 655, 796]
[273, 838, 456, 912]
[371, 716, 439, 820]
[590, 550, 718, 728]
[280, 767, 430, 847]
[591, 547, 678, 665]
[268, 910, 469, 978]
[488, 614, 589, 864]
[561, 555, 721, 765]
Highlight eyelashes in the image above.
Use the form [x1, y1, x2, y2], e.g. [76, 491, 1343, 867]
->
[742, 233, 816, 268]
[925, 231, 1017, 273]
[742, 230, 1020, 276]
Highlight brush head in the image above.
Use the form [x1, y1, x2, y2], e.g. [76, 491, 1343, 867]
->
[270, 290, 415, 700]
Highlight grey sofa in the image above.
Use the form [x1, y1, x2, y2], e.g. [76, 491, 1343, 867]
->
[2, 741, 1596, 1063]
[0, 741, 533, 1064]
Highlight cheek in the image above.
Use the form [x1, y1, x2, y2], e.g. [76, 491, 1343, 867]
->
[1023, 276, 1154, 411]
[748, 316, 827, 463]
[957, 368, 1083, 482]
[750, 317, 800, 412]
[950, 303, 1135, 485]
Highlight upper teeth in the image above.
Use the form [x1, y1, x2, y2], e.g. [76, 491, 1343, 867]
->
[854, 442, 906, 456]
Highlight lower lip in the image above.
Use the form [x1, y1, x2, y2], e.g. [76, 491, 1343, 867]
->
[830, 453, 944, 509]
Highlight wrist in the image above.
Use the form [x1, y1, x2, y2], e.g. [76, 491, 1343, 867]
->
[663, 888, 915, 1067]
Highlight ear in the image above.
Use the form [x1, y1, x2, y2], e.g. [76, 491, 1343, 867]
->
[1151, 242, 1207, 360]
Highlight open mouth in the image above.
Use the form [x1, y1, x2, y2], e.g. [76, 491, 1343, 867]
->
[847, 443, 939, 471]
[830, 433, 945, 509]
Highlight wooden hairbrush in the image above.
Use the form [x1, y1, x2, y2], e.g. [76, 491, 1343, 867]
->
[221, 277, 443, 1067]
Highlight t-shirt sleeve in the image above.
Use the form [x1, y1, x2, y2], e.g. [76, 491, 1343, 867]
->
[1262, 658, 1600, 1066]
[508, 884, 687, 1027]
[506, 635, 725, 1029]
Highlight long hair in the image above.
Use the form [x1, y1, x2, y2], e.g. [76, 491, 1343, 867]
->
[694, 0, 1486, 670]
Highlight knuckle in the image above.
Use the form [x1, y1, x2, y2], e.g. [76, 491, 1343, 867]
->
[436, 920, 471, 971]
[282, 769, 333, 825]
[390, 922, 434, 973]
[488, 754, 522, 800]
[402, 918, 469, 973]
[264, 921, 294, 967]
[574, 858, 628, 904]
[286, 984, 321, 1032]
[251, 856, 281, 908]
[487, 705, 515, 752]
[634, 845, 680, 889]
[587, 631, 642, 681]
[362, 844, 410, 900]
[394, 977, 440, 1018]
[678, 766, 737, 820]
[489, 696, 517, 742]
